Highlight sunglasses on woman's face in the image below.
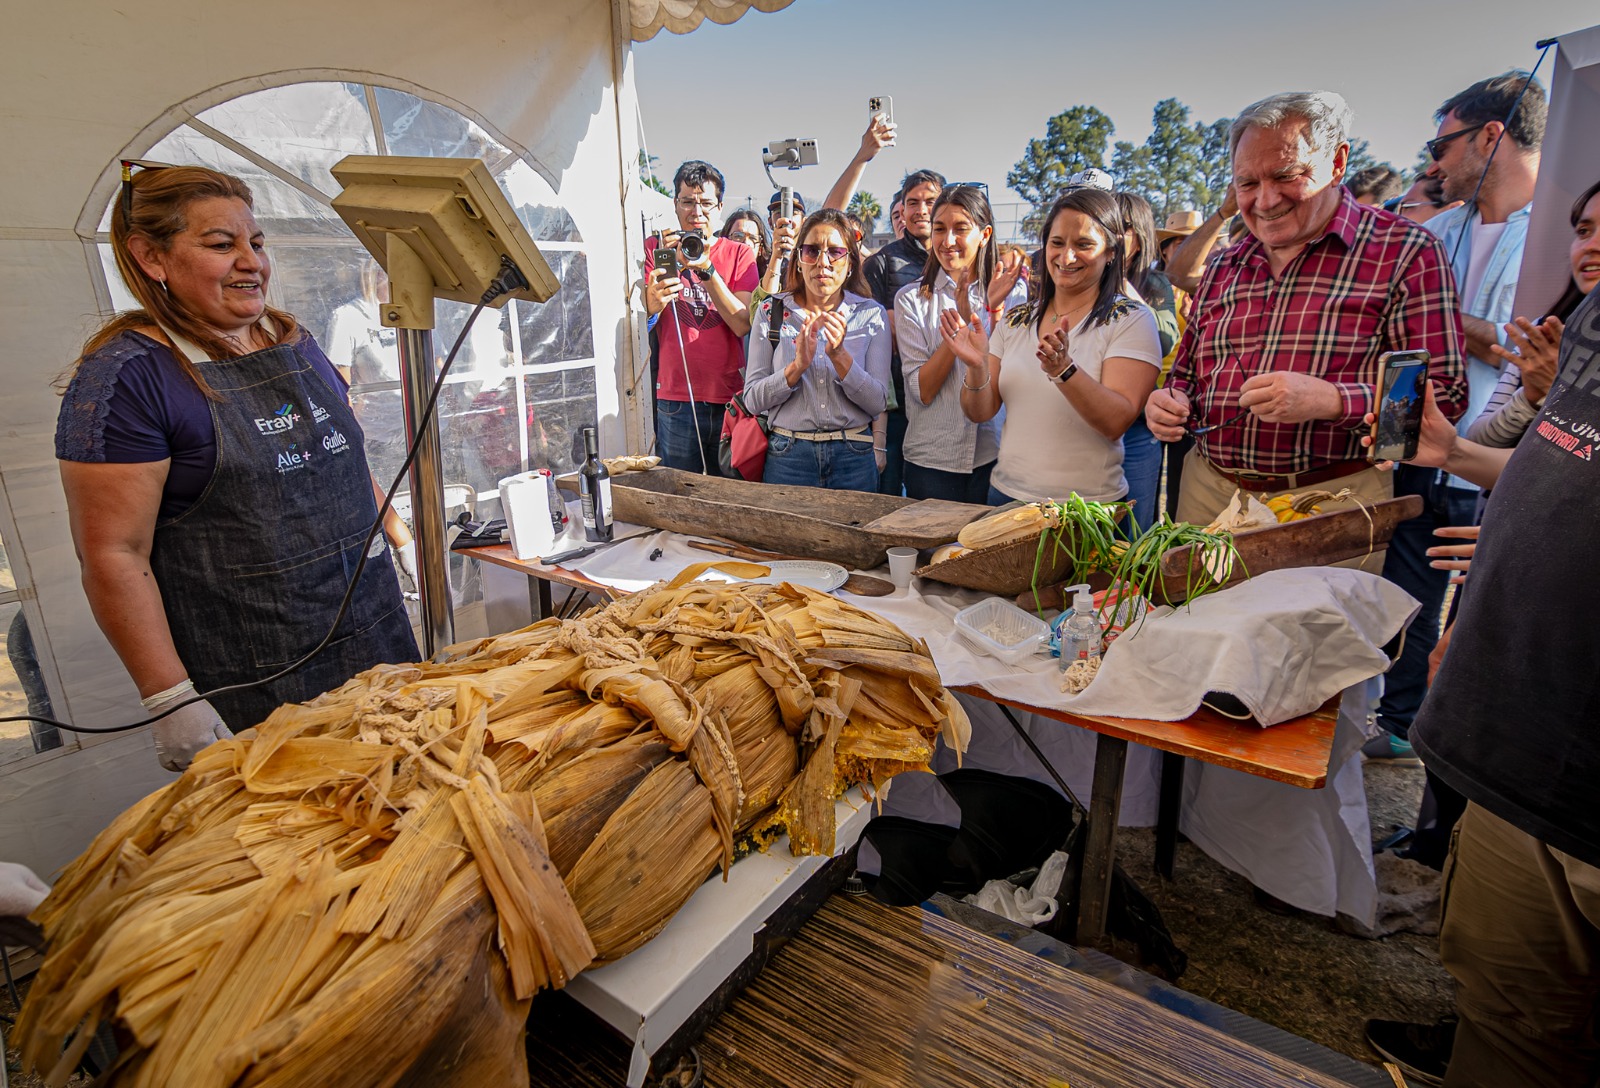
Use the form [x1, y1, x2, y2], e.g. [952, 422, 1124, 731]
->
[797, 244, 849, 265]
[727, 230, 761, 245]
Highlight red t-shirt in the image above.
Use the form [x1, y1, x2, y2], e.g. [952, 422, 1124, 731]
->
[646, 235, 758, 404]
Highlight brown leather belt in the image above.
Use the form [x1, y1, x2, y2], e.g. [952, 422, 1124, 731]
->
[1208, 458, 1370, 493]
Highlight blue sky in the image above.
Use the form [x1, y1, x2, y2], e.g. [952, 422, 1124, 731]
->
[634, 0, 1595, 218]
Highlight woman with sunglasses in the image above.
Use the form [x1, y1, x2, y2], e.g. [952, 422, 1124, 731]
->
[892, 185, 1001, 503]
[54, 165, 419, 770]
[946, 189, 1162, 507]
[742, 208, 891, 491]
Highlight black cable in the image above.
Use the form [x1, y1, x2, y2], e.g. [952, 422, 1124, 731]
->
[3, 257, 529, 736]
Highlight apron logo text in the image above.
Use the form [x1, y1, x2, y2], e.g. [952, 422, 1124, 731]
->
[256, 403, 302, 434]
[323, 429, 350, 454]
[276, 443, 313, 473]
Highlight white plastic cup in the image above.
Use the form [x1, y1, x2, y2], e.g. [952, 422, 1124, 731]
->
[886, 547, 918, 589]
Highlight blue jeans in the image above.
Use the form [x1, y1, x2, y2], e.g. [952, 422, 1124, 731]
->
[656, 399, 725, 476]
[1121, 416, 1162, 533]
[1376, 464, 1479, 740]
[763, 432, 879, 491]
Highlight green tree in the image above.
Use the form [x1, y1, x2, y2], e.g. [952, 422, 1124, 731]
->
[1138, 98, 1206, 219]
[1191, 117, 1233, 215]
[847, 190, 882, 236]
[1111, 140, 1154, 200]
[638, 150, 670, 196]
[1008, 105, 1115, 230]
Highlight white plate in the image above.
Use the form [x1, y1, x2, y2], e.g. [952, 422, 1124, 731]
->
[695, 559, 848, 592]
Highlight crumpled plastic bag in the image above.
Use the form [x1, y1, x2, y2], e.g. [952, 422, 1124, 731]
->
[963, 850, 1070, 925]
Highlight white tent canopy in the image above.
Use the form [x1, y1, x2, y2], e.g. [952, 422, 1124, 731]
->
[0, 0, 789, 876]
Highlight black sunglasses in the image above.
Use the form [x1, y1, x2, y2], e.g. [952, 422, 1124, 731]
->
[1425, 123, 1487, 161]
[119, 159, 174, 222]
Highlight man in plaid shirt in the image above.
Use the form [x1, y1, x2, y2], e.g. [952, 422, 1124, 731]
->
[1147, 90, 1468, 561]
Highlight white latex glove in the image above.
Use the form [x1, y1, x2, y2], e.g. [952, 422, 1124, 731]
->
[394, 540, 418, 592]
[142, 680, 233, 772]
[0, 861, 49, 917]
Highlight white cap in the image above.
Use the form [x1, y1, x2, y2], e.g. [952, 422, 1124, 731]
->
[1064, 168, 1115, 192]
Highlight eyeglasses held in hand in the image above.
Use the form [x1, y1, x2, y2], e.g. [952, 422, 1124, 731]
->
[1424, 123, 1487, 161]
[797, 244, 849, 265]
[1187, 354, 1251, 435]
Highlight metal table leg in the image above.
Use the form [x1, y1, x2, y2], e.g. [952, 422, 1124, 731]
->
[1155, 751, 1185, 880]
[531, 576, 553, 620]
[1076, 733, 1128, 946]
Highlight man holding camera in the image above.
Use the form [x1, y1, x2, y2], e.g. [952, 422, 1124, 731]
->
[645, 160, 757, 475]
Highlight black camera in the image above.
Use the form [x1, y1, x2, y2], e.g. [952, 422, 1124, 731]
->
[678, 231, 707, 263]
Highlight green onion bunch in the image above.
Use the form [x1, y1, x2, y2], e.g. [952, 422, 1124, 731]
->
[1028, 497, 1245, 626]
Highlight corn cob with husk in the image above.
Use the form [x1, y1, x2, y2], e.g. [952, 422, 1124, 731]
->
[17, 579, 967, 1088]
[956, 503, 1048, 549]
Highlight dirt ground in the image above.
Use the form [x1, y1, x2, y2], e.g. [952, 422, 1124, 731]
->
[1108, 758, 1455, 1067]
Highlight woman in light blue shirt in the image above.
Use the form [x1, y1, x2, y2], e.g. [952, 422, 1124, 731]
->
[893, 185, 1002, 503]
[743, 209, 891, 491]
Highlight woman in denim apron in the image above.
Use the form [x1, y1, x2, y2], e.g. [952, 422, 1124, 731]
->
[57, 166, 418, 770]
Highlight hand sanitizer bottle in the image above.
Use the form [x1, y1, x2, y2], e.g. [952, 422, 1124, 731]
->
[1059, 583, 1102, 671]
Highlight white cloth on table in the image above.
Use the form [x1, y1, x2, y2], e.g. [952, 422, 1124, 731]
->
[1179, 677, 1380, 922]
[1058, 568, 1419, 726]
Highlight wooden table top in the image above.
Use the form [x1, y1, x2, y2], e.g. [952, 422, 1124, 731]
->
[466, 542, 617, 596]
[955, 685, 1339, 789]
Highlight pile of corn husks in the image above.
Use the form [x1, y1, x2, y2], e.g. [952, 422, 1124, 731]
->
[16, 575, 969, 1088]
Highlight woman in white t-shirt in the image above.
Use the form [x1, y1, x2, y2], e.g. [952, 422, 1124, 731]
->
[946, 188, 1161, 506]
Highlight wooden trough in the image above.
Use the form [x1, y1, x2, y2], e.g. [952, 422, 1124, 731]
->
[562, 468, 988, 570]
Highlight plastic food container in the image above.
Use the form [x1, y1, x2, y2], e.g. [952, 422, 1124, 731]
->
[953, 598, 1050, 665]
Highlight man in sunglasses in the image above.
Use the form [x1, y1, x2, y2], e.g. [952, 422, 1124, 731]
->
[644, 160, 758, 475]
[1146, 90, 1468, 542]
[1363, 73, 1545, 771]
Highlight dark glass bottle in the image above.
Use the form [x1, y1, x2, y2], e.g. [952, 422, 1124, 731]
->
[579, 426, 613, 543]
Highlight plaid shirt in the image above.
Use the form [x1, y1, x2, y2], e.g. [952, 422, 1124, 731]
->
[1168, 189, 1468, 476]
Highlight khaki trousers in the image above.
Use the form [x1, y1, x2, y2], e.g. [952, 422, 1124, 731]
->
[1440, 803, 1600, 1088]
[1175, 448, 1395, 574]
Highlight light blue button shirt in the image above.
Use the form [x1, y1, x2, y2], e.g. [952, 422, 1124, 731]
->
[1425, 201, 1531, 487]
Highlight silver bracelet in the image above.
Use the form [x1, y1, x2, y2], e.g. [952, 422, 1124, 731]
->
[962, 369, 991, 392]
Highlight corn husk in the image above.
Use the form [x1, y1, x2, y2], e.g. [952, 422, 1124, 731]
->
[17, 580, 966, 1086]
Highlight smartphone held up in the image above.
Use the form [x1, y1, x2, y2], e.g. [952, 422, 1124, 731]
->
[1368, 350, 1429, 463]
[869, 96, 895, 143]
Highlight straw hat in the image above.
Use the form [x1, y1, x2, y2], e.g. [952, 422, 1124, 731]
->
[1157, 209, 1205, 241]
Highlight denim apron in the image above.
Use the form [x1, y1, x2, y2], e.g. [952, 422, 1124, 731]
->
[147, 331, 419, 730]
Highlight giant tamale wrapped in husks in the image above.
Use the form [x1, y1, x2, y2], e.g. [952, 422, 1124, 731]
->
[17, 579, 968, 1087]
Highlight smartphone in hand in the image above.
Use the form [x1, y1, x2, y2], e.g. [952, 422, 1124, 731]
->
[1369, 349, 1429, 463]
[655, 246, 679, 279]
[869, 96, 895, 141]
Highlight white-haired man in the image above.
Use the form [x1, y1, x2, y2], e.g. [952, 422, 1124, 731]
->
[1146, 91, 1469, 536]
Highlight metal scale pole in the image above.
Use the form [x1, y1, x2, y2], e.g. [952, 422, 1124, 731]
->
[385, 236, 454, 656]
